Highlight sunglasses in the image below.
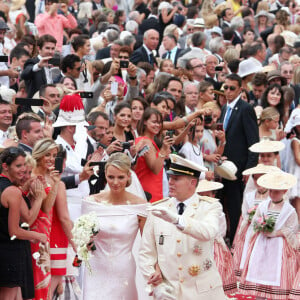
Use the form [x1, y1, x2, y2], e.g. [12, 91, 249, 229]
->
[192, 64, 206, 69]
[119, 56, 129, 59]
[223, 85, 237, 91]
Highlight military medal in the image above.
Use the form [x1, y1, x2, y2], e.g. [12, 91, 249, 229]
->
[159, 234, 164, 245]
[188, 265, 200, 276]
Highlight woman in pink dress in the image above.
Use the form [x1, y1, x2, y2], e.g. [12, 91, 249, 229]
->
[31, 138, 60, 300]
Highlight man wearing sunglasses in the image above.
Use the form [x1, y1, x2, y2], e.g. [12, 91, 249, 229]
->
[220, 73, 259, 244]
[53, 54, 81, 83]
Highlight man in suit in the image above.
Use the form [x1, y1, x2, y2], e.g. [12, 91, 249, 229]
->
[231, 16, 244, 46]
[53, 54, 81, 84]
[130, 29, 159, 67]
[161, 34, 182, 67]
[220, 74, 259, 243]
[221, 8, 234, 29]
[21, 34, 57, 98]
[140, 154, 226, 300]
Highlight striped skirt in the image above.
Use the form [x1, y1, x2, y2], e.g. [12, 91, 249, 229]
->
[239, 234, 298, 299]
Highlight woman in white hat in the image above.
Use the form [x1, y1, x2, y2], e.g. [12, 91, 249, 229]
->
[232, 164, 279, 280]
[196, 180, 238, 296]
[239, 171, 299, 300]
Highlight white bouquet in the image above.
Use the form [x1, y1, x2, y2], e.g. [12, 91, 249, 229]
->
[71, 212, 100, 273]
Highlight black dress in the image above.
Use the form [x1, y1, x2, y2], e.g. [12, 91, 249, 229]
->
[0, 176, 34, 299]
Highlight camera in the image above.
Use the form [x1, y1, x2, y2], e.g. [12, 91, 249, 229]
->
[120, 60, 129, 68]
[215, 66, 223, 72]
[204, 115, 213, 124]
[121, 142, 131, 150]
[166, 130, 174, 138]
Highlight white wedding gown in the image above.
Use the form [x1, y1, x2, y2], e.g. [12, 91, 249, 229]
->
[81, 198, 149, 300]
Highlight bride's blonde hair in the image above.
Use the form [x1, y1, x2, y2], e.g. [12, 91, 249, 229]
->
[105, 153, 132, 186]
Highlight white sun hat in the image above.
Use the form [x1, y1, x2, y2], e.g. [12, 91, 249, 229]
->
[215, 160, 237, 180]
[257, 171, 297, 190]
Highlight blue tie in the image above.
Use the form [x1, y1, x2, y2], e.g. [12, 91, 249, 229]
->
[223, 106, 232, 130]
[149, 53, 154, 65]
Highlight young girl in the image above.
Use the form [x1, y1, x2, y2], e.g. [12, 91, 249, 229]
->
[259, 107, 284, 141]
[179, 119, 214, 180]
[239, 171, 299, 300]
[232, 164, 279, 279]
[196, 180, 238, 296]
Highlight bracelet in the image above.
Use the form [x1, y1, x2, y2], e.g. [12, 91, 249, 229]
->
[158, 152, 166, 158]
[183, 116, 188, 125]
[129, 76, 137, 80]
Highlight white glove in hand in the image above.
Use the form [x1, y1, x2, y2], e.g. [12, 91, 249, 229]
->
[148, 207, 179, 224]
[153, 283, 176, 300]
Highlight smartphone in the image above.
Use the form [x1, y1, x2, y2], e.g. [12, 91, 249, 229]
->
[216, 123, 223, 131]
[48, 57, 61, 66]
[215, 66, 223, 71]
[166, 130, 174, 138]
[54, 157, 63, 173]
[120, 60, 129, 68]
[15, 98, 44, 106]
[0, 56, 8, 63]
[97, 142, 107, 149]
[111, 81, 118, 95]
[79, 92, 93, 98]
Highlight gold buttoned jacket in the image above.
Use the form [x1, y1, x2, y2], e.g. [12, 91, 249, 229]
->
[139, 193, 226, 300]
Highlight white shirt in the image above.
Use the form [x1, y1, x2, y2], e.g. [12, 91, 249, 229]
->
[0, 44, 9, 87]
[224, 94, 241, 123]
[33, 55, 53, 83]
[165, 46, 178, 64]
[0, 129, 9, 145]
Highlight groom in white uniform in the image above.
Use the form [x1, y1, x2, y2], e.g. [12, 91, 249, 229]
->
[139, 154, 226, 300]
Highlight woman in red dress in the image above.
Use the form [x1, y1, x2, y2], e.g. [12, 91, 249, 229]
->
[31, 138, 60, 300]
[135, 108, 173, 202]
[49, 145, 76, 298]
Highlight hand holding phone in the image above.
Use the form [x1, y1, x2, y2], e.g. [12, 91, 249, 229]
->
[54, 157, 63, 173]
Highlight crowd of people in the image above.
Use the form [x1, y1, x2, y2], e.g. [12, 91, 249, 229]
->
[0, 0, 300, 299]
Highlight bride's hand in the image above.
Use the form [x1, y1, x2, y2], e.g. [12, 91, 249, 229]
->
[148, 264, 163, 286]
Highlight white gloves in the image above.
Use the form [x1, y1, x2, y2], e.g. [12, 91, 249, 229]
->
[153, 283, 176, 300]
[148, 207, 179, 224]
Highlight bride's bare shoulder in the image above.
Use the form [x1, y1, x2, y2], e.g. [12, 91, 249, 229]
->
[87, 191, 110, 203]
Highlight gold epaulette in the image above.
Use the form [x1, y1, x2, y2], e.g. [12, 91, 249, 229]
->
[151, 198, 170, 205]
[199, 196, 220, 203]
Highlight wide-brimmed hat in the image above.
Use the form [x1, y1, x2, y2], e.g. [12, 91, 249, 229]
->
[257, 171, 297, 190]
[242, 164, 280, 176]
[267, 70, 287, 85]
[249, 139, 285, 153]
[213, 83, 225, 96]
[281, 30, 298, 47]
[194, 18, 205, 28]
[238, 58, 263, 78]
[254, 10, 274, 22]
[215, 160, 237, 180]
[0, 86, 16, 103]
[284, 108, 300, 133]
[167, 154, 207, 178]
[211, 26, 222, 36]
[10, 0, 26, 11]
[196, 180, 223, 193]
[53, 94, 86, 128]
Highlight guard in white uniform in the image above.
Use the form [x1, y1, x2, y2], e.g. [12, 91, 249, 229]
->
[139, 154, 226, 300]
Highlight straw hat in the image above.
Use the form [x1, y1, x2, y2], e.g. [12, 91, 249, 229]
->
[257, 171, 297, 190]
[196, 180, 223, 193]
[249, 139, 285, 153]
[242, 164, 280, 176]
[194, 18, 205, 28]
[238, 58, 263, 78]
[281, 30, 298, 47]
[254, 10, 274, 23]
[215, 160, 237, 180]
[53, 94, 86, 128]
[267, 70, 287, 85]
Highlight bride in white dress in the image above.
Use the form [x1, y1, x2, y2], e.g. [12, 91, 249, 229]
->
[81, 153, 151, 300]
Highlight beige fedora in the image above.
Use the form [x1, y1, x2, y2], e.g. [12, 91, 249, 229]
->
[249, 139, 285, 153]
[242, 164, 280, 176]
[257, 171, 297, 190]
[215, 160, 237, 181]
[196, 180, 223, 193]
